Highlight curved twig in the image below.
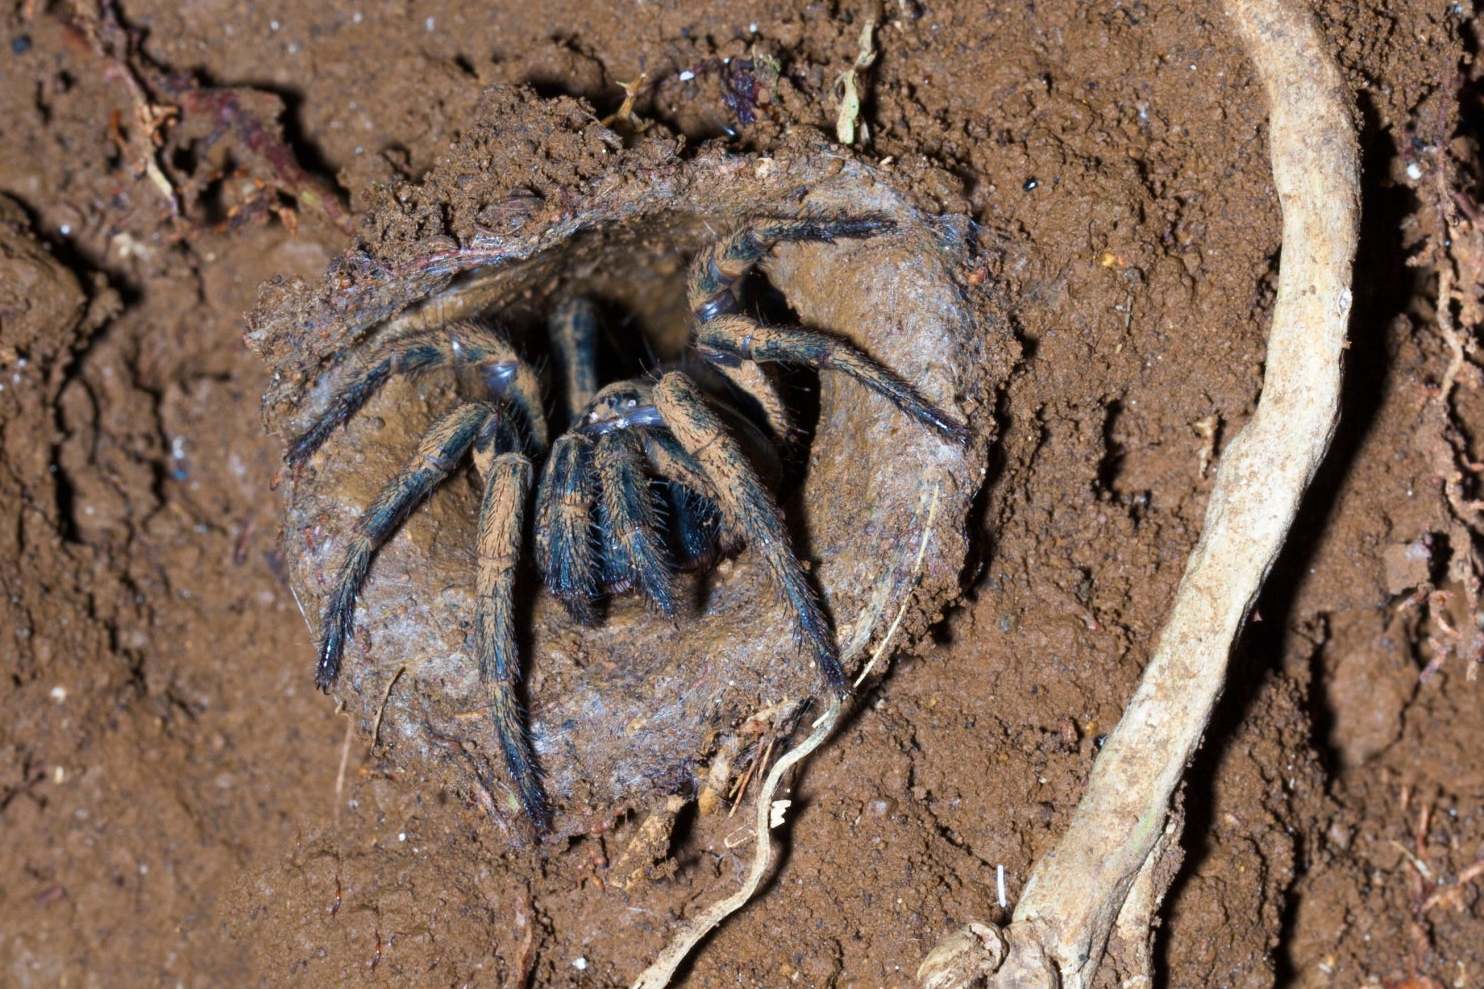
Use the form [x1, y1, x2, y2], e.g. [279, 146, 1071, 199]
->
[629, 697, 841, 989]
[631, 487, 941, 989]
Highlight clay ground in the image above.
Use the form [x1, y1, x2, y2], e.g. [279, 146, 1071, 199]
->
[1, 1, 1481, 986]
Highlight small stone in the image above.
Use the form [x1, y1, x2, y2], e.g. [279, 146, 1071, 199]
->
[1381, 535, 1433, 595]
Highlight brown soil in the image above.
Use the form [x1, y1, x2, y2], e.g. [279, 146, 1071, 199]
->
[0, 2, 1479, 988]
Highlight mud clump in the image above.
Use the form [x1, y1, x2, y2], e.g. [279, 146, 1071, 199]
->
[248, 88, 1012, 839]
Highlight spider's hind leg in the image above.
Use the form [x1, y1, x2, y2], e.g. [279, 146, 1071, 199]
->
[686, 215, 895, 322]
[314, 402, 494, 690]
[695, 312, 969, 444]
[685, 216, 966, 444]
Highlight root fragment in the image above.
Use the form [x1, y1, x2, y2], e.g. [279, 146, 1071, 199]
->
[834, 19, 879, 146]
[1415, 69, 1484, 682]
[915, 0, 1359, 984]
[610, 795, 687, 890]
[600, 73, 652, 133]
[630, 486, 941, 989]
[628, 696, 841, 989]
[73, 1, 351, 236]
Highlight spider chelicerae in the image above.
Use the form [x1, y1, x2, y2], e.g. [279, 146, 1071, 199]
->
[286, 215, 968, 832]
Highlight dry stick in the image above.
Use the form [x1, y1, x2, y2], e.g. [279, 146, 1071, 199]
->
[371, 666, 406, 748]
[332, 702, 355, 824]
[630, 696, 841, 989]
[917, 1, 1359, 986]
[630, 487, 941, 989]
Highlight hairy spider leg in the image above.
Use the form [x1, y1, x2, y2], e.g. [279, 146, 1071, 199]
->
[287, 321, 548, 465]
[548, 297, 601, 424]
[695, 312, 969, 445]
[652, 371, 846, 694]
[640, 428, 716, 499]
[314, 402, 500, 690]
[638, 430, 730, 569]
[470, 445, 550, 832]
[685, 215, 897, 323]
[642, 382, 785, 494]
[663, 482, 725, 569]
[533, 433, 600, 624]
[703, 358, 795, 451]
[684, 216, 895, 445]
[593, 428, 678, 614]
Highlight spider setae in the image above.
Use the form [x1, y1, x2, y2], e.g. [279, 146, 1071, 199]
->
[286, 215, 968, 832]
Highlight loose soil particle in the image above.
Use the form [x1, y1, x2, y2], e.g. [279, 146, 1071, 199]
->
[0, 2, 1479, 988]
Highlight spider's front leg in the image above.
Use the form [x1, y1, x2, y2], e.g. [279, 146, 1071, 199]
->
[651, 372, 846, 693]
[287, 322, 547, 466]
[543, 381, 681, 618]
[296, 319, 554, 831]
[472, 441, 549, 831]
[688, 217, 970, 446]
[594, 428, 678, 614]
[534, 434, 600, 624]
[314, 402, 502, 689]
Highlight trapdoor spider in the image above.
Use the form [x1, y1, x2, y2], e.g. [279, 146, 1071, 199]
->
[287, 216, 967, 832]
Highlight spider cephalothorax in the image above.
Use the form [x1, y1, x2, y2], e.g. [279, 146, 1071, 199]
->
[285, 216, 967, 832]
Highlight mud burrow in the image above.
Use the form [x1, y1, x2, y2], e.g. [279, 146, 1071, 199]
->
[250, 92, 1010, 839]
